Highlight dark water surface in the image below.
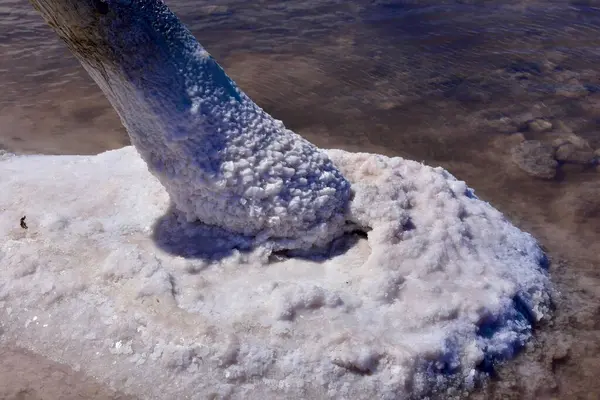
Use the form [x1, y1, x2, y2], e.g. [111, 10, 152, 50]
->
[3, 0, 600, 155]
[1, 1, 600, 399]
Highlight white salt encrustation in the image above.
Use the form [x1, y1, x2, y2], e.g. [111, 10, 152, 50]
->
[0, 148, 551, 399]
[29, 0, 350, 250]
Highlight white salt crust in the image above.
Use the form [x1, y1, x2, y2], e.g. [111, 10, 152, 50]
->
[0, 147, 551, 399]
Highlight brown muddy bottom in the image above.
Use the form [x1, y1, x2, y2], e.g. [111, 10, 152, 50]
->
[0, 344, 134, 400]
[1, 0, 600, 399]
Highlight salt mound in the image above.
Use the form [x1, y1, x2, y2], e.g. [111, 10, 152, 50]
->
[0, 147, 550, 399]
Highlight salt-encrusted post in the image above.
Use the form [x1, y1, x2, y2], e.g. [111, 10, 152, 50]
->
[30, 0, 350, 248]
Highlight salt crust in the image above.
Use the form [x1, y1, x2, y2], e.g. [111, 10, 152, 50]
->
[0, 147, 550, 399]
